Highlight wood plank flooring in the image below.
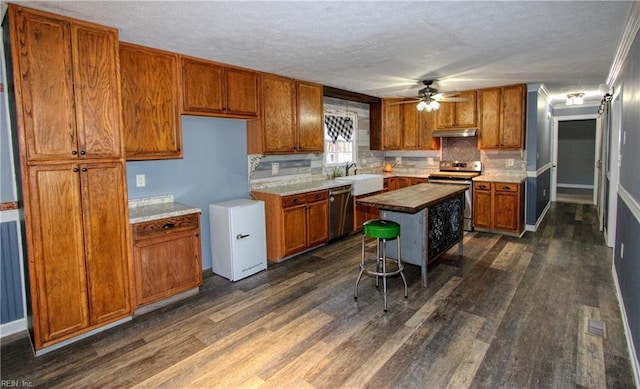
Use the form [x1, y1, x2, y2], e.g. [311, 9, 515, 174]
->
[1, 202, 636, 388]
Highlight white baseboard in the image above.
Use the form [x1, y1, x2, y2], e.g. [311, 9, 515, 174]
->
[612, 261, 640, 388]
[0, 318, 27, 339]
[526, 200, 551, 232]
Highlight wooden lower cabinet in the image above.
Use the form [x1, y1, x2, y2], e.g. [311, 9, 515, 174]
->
[353, 191, 383, 231]
[252, 189, 328, 262]
[26, 162, 132, 349]
[131, 213, 202, 307]
[473, 181, 524, 234]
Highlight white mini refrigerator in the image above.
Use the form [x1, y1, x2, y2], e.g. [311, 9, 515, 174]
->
[209, 199, 267, 281]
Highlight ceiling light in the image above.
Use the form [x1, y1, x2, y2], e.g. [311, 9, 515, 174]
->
[565, 93, 584, 105]
[416, 99, 440, 112]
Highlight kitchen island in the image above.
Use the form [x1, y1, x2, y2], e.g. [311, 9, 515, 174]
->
[356, 183, 468, 287]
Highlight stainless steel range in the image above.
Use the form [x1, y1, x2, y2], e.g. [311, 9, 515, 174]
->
[428, 160, 481, 231]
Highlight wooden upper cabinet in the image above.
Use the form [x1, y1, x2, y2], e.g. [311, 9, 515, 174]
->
[478, 84, 525, 150]
[10, 6, 122, 162]
[370, 99, 402, 150]
[403, 104, 439, 150]
[296, 81, 324, 152]
[436, 90, 478, 129]
[371, 99, 438, 151]
[181, 56, 258, 118]
[120, 43, 183, 160]
[247, 74, 323, 154]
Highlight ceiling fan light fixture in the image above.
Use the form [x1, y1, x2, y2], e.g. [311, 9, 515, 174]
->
[416, 99, 439, 112]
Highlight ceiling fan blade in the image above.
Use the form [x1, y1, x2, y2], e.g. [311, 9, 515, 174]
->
[388, 99, 421, 105]
[433, 97, 470, 102]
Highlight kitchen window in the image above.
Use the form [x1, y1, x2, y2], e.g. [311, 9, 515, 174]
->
[324, 111, 357, 167]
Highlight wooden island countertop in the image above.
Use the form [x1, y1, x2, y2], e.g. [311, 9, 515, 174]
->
[356, 183, 468, 213]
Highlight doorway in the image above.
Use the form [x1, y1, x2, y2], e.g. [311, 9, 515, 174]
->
[551, 115, 601, 205]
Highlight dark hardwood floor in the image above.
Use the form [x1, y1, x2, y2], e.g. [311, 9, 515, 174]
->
[1, 202, 636, 388]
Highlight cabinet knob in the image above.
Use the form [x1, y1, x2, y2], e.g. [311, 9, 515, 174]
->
[73, 167, 79, 173]
[72, 150, 78, 155]
[82, 167, 88, 172]
[80, 150, 86, 156]
[292, 199, 298, 204]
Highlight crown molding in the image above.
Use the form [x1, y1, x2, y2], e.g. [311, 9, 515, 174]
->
[607, 1, 640, 87]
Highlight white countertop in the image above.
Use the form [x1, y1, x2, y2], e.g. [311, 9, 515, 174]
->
[128, 195, 201, 223]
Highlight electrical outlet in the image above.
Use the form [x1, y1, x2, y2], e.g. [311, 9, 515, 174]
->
[395, 156, 402, 165]
[135, 174, 145, 187]
[427, 157, 435, 166]
[507, 158, 515, 167]
[543, 189, 546, 197]
[271, 162, 279, 175]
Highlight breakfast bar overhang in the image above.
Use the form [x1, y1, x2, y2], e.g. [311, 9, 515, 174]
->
[356, 183, 468, 287]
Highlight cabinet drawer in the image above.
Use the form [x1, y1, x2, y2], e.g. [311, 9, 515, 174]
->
[494, 183, 518, 192]
[306, 190, 328, 203]
[474, 182, 492, 191]
[282, 194, 307, 208]
[133, 213, 200, 238]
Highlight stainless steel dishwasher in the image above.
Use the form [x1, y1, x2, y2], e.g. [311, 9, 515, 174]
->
[328, 185, 354, 240]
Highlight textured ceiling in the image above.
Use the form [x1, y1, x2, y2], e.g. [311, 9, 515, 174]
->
[6, 1, 634, 104]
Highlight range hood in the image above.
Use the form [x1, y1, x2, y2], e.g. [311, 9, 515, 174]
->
[432, 128, 478, 138]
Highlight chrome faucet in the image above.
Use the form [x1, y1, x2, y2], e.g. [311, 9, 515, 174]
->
[345, 162, 357, 176]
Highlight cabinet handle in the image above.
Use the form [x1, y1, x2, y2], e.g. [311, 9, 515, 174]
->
[236, 233, 250, 240]
[502, 186, 511, 190]
[292, 199, 298, 204]
[162, 223, 175, 230]
[315, 194, 321, 199]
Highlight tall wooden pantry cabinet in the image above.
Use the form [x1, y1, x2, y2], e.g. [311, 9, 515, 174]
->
[4, 5, 133, 351]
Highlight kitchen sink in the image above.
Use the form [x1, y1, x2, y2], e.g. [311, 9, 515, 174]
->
[335, 174, 384, 196]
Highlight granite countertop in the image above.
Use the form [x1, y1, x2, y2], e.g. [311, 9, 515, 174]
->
[473, 172, 527, 183]
[128, 195, 201, 223]
[251, 179, 353, 196]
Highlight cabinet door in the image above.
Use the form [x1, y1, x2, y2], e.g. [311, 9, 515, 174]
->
[283, 204, 307, 256]
[473, 184, 492, 229]
[12, 8, 77, 161]
[225, 67, 259, 117]
[478, 88, 501, 149]
[397, 177, 412, 189]
[382, 99, 402, 150]
[72, 24, 123, 159]
[120, 43, 182, 160]
[455, 90, 478, 128]
[81, 162, 132, 324]
[27, 164, 89, 345]
[181, 57, 225, 114]
[307, 200, 329, 247]
[418, 111, 439, 150]
[296, 81, 324, 152]
[133, 229, 202, 307]
[403, 104, 419, 149]
[262, 74, 297, 153]
[436, 102, 456, 129]
[494, 184, 519, 231]
[500, 85, 525, 149]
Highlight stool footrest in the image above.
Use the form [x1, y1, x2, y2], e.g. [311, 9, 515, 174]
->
[360, 257, 404, 277]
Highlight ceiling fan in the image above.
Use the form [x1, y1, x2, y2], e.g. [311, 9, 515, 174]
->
[391, 80, 470, 111]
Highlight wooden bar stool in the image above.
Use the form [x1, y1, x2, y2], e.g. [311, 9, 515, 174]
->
[354, 219, 408, 311]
